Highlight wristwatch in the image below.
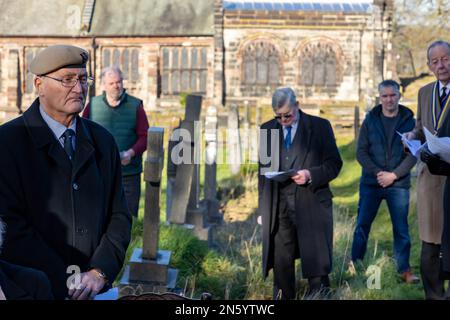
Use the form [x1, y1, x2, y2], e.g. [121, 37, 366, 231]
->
[90, 268, 108, 284]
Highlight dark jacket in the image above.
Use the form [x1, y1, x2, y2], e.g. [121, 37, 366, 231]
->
[0, 99, 132, 299]
[357, 104, 416, 188]
[0, 260, 53, 300]
[89, 92, 143, 176]
[258, 110, 342, 278]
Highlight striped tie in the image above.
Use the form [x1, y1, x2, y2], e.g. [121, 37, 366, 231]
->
[440, 87, 447, 106]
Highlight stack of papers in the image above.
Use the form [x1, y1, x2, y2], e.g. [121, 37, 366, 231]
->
[264, 169, 297, 182]
[424, 127, 450, 163]
[398, 128, 450, 163]
[397, 131, 426, 157]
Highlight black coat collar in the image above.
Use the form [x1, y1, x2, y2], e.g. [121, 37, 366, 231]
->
[22, 98, 96, 177]
[269, 109, 313, 171]
[0, 261, 30, 300]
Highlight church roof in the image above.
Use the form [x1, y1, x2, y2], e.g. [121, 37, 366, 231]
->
[223, 0, 372, 13]
[0, 0, 214, 37]
[0, 0, 374, 37]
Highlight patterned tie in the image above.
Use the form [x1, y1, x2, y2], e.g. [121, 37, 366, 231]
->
[62, 129, 75, 161]
[285, 126, 292, 150]
[440, 86, 448, 106]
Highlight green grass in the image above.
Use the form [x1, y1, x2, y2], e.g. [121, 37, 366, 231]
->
[120, 132, 425, 300]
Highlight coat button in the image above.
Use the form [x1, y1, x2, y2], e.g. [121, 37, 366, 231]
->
[76, 228, 88, 235]
[72, 183, 79, 191]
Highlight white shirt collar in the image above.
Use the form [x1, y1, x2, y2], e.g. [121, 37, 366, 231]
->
[439, 81, 450, 94]
[39, 104, 77, 142]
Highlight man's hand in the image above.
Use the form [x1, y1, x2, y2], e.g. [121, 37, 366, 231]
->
[376, 171, 397, 188]
[420, 147, 449, 175]
[68, 269, 107, 300]
[401, 131, 416, 152]
[120, 149, 135, 166]
[291, 169, 311, 185]
[403, 131, 416, 140]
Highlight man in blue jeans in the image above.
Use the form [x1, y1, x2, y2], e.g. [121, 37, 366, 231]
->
[351, 79, 419, 283]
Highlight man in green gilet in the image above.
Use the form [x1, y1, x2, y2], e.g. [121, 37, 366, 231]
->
[82, 67, 149, 218]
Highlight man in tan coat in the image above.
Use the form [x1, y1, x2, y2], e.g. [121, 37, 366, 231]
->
[405, 40, 450, 299]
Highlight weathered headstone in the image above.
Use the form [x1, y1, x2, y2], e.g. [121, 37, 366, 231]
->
[169, 95, 202, 225]
[183, 97, 210, 241]
[204, 105, 222, 224]
[228, 104, 242, 175]
[242, 101, 250, 158]
[119, 127, 178, 296]
[255, 104, 262, 127]
[166, 117, 182, 222]
[354, 106, 360, 140]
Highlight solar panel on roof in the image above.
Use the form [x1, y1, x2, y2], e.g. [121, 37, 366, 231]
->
[254, 2, 264, 10]
[273, 3, 283, 10]
[222, 2, 373, 13]
[303, 3, 313, 11]
[313, 3, 322, 10]
[293, 3, 303, 10]
[351, 3, 363, 11]
[322, 4, 332, 11]
[263, 2, 273, 10]
[234, 2, 244, 10]
[332, 3, 342, 11]
[283, 3, 294, 10]
[342, 3, 352, 12]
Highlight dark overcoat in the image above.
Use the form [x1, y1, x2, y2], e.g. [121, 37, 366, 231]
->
[0, 98, 132, 299]
[258, 110, 342, 278]
[0, 260, 54, 300]
[424, 109, 450, 276]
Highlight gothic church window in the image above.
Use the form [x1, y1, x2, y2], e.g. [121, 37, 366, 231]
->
[160, 46, 208, 95]
[299, 42, 340, 87]
[102, 47, 140, 83]
[242, 41, 281, 86]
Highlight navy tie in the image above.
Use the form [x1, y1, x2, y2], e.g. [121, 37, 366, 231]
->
[285, 126, 292, 150]
[62, 129, 75, 160]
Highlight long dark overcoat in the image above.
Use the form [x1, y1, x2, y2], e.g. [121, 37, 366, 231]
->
[0, 98, 132, 299]
[424, 109, 450, 276]
[259, 110, 342, 279]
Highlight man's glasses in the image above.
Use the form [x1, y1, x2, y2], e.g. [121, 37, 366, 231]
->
[41, 75, 94, 88]
[274, 111, 294, 120]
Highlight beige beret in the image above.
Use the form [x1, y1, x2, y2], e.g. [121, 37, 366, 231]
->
[30, 44, 89, 75]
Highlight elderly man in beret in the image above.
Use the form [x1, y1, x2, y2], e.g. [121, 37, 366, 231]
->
[0, 45, 132, 300]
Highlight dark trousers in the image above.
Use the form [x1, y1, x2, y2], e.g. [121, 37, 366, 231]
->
[420, 241, 450, 300]
[122, 174, 141, 217]
[273, 192, 329, 300]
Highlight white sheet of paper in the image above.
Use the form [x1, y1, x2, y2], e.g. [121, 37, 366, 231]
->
[94, 287, 119, 300]
[424, 127, 450, 163]
[397, 131, 426, 158]
[263, 169, 297, 182]
[264, 171, 286, 179]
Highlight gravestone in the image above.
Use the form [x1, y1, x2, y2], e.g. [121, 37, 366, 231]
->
[119, 127, 178, 296]
[166, 117, 182, 222]
[169, 95, 210, 241]
[204, 105, 222, 224]
[228, 104, 242, 175]
[242, 101, 250, 159]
